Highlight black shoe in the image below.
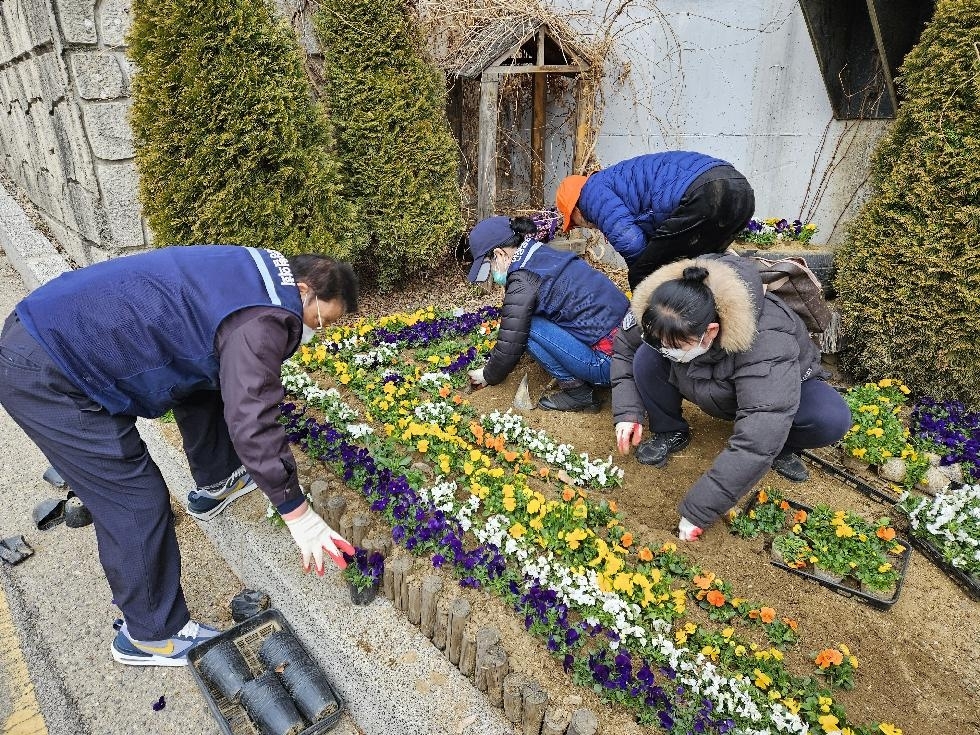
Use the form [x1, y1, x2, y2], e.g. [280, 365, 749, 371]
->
[772, 450, 808, 482]
[635, 431, 690, 467]
[538, 384, 601, 413]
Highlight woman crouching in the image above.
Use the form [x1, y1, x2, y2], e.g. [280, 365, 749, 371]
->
[611, 253, 851, 540]
[466, 216, 629, 411]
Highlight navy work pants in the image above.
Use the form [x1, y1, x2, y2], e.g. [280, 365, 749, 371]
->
[633, 344, 851, 452]
[627, 165, 756, 290]
[0, 312, 240, 640]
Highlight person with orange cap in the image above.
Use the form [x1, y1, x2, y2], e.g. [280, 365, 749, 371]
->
[555, 152, 754, 289]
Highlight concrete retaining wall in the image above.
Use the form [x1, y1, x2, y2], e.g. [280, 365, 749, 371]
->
[0, 0, 143, 265]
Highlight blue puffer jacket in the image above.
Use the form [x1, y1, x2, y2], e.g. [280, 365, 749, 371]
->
[576, 152, 728, 263]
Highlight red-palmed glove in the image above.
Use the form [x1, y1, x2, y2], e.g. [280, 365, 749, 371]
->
[284, 506, 355, 575]
[678, 516, 703, 542]
[615, 421, 643, 455]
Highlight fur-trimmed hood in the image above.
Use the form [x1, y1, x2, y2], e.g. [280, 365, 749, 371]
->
[628, 254, 763, 353]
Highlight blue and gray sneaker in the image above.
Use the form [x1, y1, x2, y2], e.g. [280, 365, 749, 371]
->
[111, 620, 220, 667]
[186, 465, 257, 521]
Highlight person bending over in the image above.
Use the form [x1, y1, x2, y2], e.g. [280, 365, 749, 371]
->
[610, 253, 850, 540]
[0, 245, 357, 666]
[555, 151, 755, 290]
[465, 216, 629, 412]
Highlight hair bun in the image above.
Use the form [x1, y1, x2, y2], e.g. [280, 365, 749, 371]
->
[509, 216, 538, 236]
[682, 265, 709, 283]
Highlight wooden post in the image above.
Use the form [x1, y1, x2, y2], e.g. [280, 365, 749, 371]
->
[407, 578, 422, 626]
[477, 73, 500, 220]
[482, 644, 509, 708]
[340, 513, 354, 544]
[567, 709, 599, 735]
[382, 558, 395, 600]
[474, 627, 501, 691]
[572, 76, 593, 175]
[459, 629, 477, 678]
[541, 707, 570, 735]
[390, 557, 412, 610]
[433, 597, 451, 650]
[521, 681, 548, 735]
[420, 575, 443, 639]
[530, 72, 546, 209]
[502, 672, 527, 724]
[446, 598, 471, 666]
[351, 512, 371, 547]
[325, 495, 346, 529]
[309, 479, 330, 510]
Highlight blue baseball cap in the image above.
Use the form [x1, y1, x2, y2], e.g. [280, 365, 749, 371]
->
[466, 217, 516, 282]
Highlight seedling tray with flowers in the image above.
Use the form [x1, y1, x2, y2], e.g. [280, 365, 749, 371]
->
[899, 484, 980, 600]
[732, 488, 912, 610]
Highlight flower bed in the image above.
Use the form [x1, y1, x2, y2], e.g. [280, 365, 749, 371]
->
[911, 397, 980, 482]
[278, 306, 906, 735]
[738, 218, 817, 247]
[731, 488, 912, 609]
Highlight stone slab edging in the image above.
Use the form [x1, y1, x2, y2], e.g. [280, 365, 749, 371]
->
[0, 179, 511, 734]
[0, 181, 71, 289]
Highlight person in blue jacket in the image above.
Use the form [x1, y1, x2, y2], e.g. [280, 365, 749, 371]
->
[465, 216, 629, 412]
[0, 245, 357, 667]
[555, 151, 755, 289]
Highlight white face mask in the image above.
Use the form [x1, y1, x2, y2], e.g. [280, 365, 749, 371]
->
[660, 333, 710, 363]
[300, 292, 322, 344]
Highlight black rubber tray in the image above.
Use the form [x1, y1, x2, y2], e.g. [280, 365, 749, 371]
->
[801, 446, 901, 505]
[743, 495, 913, 611]
[906, 534, 980, 601]
[187, 609, 343, 735]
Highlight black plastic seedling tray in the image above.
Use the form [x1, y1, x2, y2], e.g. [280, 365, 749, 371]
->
[801, 446, 902, 505]
[741, 496, 913, 611]
[187, 609, 343, 735]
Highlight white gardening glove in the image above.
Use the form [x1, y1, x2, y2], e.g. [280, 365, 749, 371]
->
[678, 516, 704, 542]
[284, 506, 355, 575]
[615, 421, 643, 455]
[468, 367, 487, 387]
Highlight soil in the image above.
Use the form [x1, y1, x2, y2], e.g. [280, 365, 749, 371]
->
[462, 358, 980, 735]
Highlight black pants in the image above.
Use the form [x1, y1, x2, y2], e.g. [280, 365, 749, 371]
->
[634, 344, 851, 452]
[0, 312, 241, 640]
[627, 165, 755, 290]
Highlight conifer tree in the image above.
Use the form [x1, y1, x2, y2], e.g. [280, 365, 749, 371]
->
[834, 1, 980, 405]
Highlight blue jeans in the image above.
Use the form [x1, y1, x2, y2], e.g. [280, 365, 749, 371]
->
[526, 317, 612, 386]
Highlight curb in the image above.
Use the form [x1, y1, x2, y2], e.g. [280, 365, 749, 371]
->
[0, 182, 70, 289]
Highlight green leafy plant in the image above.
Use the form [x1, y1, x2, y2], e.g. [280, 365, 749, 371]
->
[128, 0, 359, 256]
[730, 487, 790, 539]
[313, 0, 463, 290]
[834, 3, 980, 407]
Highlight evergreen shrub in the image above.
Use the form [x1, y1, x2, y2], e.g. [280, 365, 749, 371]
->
[314, 0, 463, 290]
[834, 0, 980, 406]
[128, 0, 359, 258]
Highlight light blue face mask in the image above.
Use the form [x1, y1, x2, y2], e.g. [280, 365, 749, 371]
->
[491, 269, 508, 286]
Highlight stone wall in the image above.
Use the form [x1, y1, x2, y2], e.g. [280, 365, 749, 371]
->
[0, 0, 142, 265]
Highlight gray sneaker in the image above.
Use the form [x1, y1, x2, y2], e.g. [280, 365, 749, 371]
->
[186, 465, 256, 521]
[111, 620, 221, 667]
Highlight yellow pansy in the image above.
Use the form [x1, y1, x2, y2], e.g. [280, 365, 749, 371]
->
[509, 522, 526, 538]
[753, 669, 772, 689]
[818, 714, 839, 733]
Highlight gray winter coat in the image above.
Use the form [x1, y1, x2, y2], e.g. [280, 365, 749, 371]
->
[611, 253, 827, 529]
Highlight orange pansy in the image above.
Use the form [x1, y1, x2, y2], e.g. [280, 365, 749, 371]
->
[693, 572, 715, 590]
[706, 590, 726, 607]
[760, 607, 776, 624]
[621, 532, 633, 548]
[876, 526, 896, 541]
[638, 547, 653, 562]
